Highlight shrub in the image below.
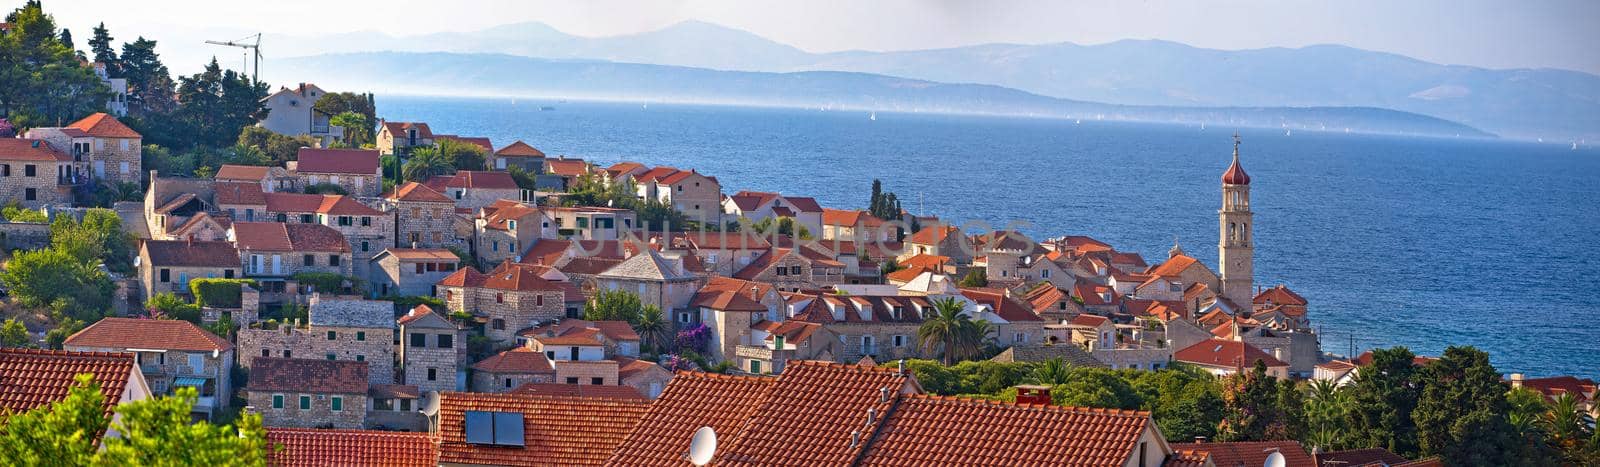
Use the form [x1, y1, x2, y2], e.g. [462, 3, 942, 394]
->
[189, 278, 256, 308]
[674, 323, 711, 354]
[292, 272, 349, 294]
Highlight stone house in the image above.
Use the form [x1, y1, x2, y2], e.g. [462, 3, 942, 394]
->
[257, 83, 343, 145]
[229, 222, 353, 278]
[1174, 338, 1289, 379]
[630, 166, 722, 225]
[595, 249, 704, 326]
[469, 346, 554, 392]
[0, 138, 76, 208]
[143, 174, 221, 241]
[540, 205, 638, 240]
[902, 225, 974, 264]
[517, 319, 641, 359]
[542, 156, 591, 191]
[666, 231, 772, 277]
[396, 305, 466, 395]
[423, 170, 525, 210]
[692, 276, 785, 363]
[1022, 284, 1083, 323]
[375, 121, 433, 156]
[492, 140, 545, 172]
[721, 190, 824, 236]
[369, 248, 460, 297]
[213, 181, 268, 223]
[735, 320, 841, 375]
[820, 208, 891, 243]
[25, 112, 141, 185]
[63, 317, 235, 420]
[473, 200, 543, 266]
[383, 182, 458, 249]
[0, 349, 154, 443]
[784, 290, 935, 364]
[216, 164, 300, 193]
[262, 192, 392, 278]
[959, 287, 1048, 348]
[616, 357, 673, 399]
[436, 261, 571, 344]
[246, 357, 369, 429]
[733, 245, 846, 292]
[1136, 252, 1221, 302]
[290, 148, 382, 198]
[138, 240, 242, 301]
[237, 294, 396, 385]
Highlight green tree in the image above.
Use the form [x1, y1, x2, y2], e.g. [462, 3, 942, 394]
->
[1217, 361, 1291, 441]
[1304, 379, 1352, 451]
[117, 37, 175, 115]
[584, 289, 644, 325]
[236, 125, 317, 164]
[507, 165, 540, 191]
[0, 373, 105, 465]
[437, 138, 487, 171]
[88, 22, 116, 71]
[916, 297, 988, 365]
[1027, 357, 1073, 386]
[58, 28, 73, 51]
[96, 387, 268, 466]
[1543, 393, 1597, 464]
[0, 249, 114, 322]
[51, 208, 136, 274]
[0, 1, 110, 126]
[0, 318, 31, 348]
[634, 199, 688, 232]
[312, 92, 375, 123]
[1506, 387, 1562, 463]
[167, 57, 267, 149]
[1413, 346, 1519, 465]
[145, 292, 202, 323]
[2, 203, 48, 222]
[634, 305, 668, 354]
[1128, 365, 1224, 442]
[1344, 346, 1422, 457]
[958, 268, 988, 287]
[328, 111, 372, 147]
[402, 145, 455, 182]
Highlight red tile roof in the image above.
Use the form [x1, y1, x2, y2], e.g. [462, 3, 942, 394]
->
[232, 222, 350, 253]
[0, 348, 136, 423]
[857, 394, 1155, 466]
[508, 382, 645, 400]
[1311, 448, 1409, 467]
[1254, 284, 1308, 306]
[820, 208, 885, 228]
[385, 181, 453, 203]
[215, 164, 270, 181]
[382, 248, 459, 261]
[142, 240, 241, 268]
[714, 361, 911, 465]
[67, 112, 140, 138]
[1174, 339, 1288, 369]
[1516, 375, 1598, 403]
[215, 181, 267, 205]
[265, 428, 438, 467]
[784, 196, 823, 213]
[692, 276, 773, 312]
[470, 347, 554, 374]
[908, 225, 959, 245]
[520, 319, 639, 343]
[1170, 440, 1312, 467]
[247, 357, 369, 394]
[263, 193, 384, 216]
[64, 317, 233, 352]
[608, 371, 780, 465]
[544, 158, 590, 177]
[436, 391, 649, 466]
[381, 121, 433, 139]
[496, 140, 546, 158]
[426, 170, 520, 190]
[0, 138, 72, 162]
[295, 148, 380, 175]
[1147, 254, 1200, 278]
[1069, 313, 1112, 327]
[961, 287, 1045, 322]
[434, 134, 492, 152]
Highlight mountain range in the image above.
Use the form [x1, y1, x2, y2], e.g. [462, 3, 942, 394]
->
[267, 21, 1600, 141]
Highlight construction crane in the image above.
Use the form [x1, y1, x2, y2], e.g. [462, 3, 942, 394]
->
[204, 33, 262, 86]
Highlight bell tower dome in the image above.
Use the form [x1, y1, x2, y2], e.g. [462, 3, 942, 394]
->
[1219, 134, 1254, 307]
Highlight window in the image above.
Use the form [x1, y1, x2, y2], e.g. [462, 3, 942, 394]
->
[568, 346, 580, 360]
[775, 267, 787, 276]
[224, 269, 235, 279]
[454, 191, 463, 200]
[299, 395, 311, 410]
[1042, 269, 1051, 278]
[360, 241, 369, 252]
[300, 214, 314, 223]
[893, 335, 906, 347]
[1, 164, 8, 176]
[546, 351, 555, 360]
[356, 331, 366, 341]
[326, 353, 336, 360]
[427, 368, 437, 381]
[565, 377, 579, 384]
[496, 293, 504, 303]
[24, 164, 36, 177]
[438, 334, 453, 348]
[356, 355, 365, 362]
[261, 349, 270, 357]
[272, 394, 284, 409]
[750, 360, 762, 373]
[276, 213, 288, 222]
[492, 319, 505, 330]
[361, 216, 372, 226]
[283, 350, 292, 358]
[535, 295, 543, 306]
[411, 333, 427, 347]
[789, 266, 802, 275]
[331, 396, 343, 411]
[591, 377, 604, 385]
[505, 378, 513, 388]
[327, 331, 337, 340]
[338, 216, 353, 226]
[303, 254, 315, 266]
[159, 268, 171, 283]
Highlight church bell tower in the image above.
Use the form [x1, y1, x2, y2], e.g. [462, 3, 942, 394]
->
[1219, 134, 1254, 307]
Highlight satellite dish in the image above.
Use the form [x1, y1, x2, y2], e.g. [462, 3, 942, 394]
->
[688, 426, 717, 466]
[1264, 451, 1286, 467]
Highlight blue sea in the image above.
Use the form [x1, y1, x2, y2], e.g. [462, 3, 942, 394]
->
[379, 96, 1600, 378]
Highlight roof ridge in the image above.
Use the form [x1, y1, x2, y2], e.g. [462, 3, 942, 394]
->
[0, 347, 134, 359]
[903, 393, 1151, 417]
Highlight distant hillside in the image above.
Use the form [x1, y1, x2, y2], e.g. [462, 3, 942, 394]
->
[267, 21, 1598, 141]
[273, 52, 1490, 138]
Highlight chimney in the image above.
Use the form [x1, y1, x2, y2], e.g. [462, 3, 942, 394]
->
[1193, 436, 1207, 444]
[1014, 385, 1052, 405]
[849, 430, 861, 449]
[896, 359, 905, 376]
[1510, 373, 1525, 389]
[750, 285, 759, 301]
[865, 408, 876, 425]
[411, 241, 419, 249]
[879, 387, 890, 403]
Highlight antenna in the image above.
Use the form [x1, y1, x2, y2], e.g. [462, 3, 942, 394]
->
[204, 33, 263, 86]
[1264, 451, 1286, 467]
[687, 426, 716, 466]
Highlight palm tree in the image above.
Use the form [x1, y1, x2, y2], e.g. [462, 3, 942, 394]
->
[401, 146, 453, 182]
[634, 305, 669, 355]
[916, 297, 987, 365]
[1304, 379, 1348, 451]
[1545, 393, 1595, 450]
[1028, 357, 1073, 386]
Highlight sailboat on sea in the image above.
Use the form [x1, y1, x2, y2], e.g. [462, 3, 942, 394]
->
[870, 111, 876, 121]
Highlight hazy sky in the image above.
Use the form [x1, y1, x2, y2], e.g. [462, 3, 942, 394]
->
[42, 0, 1600, 75]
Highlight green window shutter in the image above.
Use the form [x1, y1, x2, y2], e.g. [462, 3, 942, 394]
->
[272, 395, 283, 409]
[299, 396, 310, 410]
[331, 397, 343, 411]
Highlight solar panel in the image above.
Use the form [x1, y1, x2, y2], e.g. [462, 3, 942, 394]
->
[492, 412, 525, 446]
[464, 411, 494, 445]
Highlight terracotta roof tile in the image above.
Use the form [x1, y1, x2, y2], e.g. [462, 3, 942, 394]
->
[692, 276, 773, 312]
[385, 181, 453, 203]
[265, 427, 437, 467]
[857, 394, 1154, 466]
[470, 347, 554, 374]
[1174, 338, 1288, 369]
[1170, 440, 1313, 467]
[215, 164, 270, 181]
[295, 148, 379, 175]
[908, 225, 959, 245]
[67, 112, 140, 138]
[0, 348, 136, 423]
[437, 392, 649, 466]
[232, 222, 350, 253]
[608, 372, 779, 465]
[495, 140, 546, 158]
[64, 317, 233, 352]
[381, 121, 432, 139]
[715, 361, 910, 465]
[215, 181, 267, 205]
[544, 158, 590, 177]
[0, 138, 73, 162]
[1146, 254, 1199, 278]
[508, 382, 644, 400]
[142, 240, 240, 267]
[381, 248, 459, 261]
[961, 287, 1044, 322]
[1312, 448, 1408, 467]
[263, 193, 383, 216]
[434, 134, 492, 152]
[247, 358, 369, 394]
[1254, 284, 1308, 306]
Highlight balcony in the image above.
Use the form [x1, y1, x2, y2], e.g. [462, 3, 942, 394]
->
[58, 172, 89, 186]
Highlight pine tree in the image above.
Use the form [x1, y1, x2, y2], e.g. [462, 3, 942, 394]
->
[1344, 346, 1422, 457]
[88, 22, 116, 70]
[58, 28, 73, 51]
[119, 37, 175, 114]
[1413, 346, 1520, 465]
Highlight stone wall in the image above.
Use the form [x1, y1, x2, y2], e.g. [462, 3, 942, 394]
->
[469, 371, 553, 393]
[89, 137, 141, 184]
[441, 286, 566, 344]
[394, 200, 459, 249]
[554, 360, 618, 386]
[240, 249, 354, 278]
[0, 221, 51, 250]
[0, 161, 71, 208]
[248, 391, 366, 429]
[399, 325, 465, 394]
[301, 172, 381, 198]
[826, 322, 927, 363]
[238, 325, 395, 385]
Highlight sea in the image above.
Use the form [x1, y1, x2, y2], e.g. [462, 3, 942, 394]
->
[378, 95, 1600, 378]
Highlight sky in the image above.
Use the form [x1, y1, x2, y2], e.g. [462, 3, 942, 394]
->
[39, 0, 1600, 76]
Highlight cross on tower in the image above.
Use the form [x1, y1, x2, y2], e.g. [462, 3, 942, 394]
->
[1233, 133, 1241, 153]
